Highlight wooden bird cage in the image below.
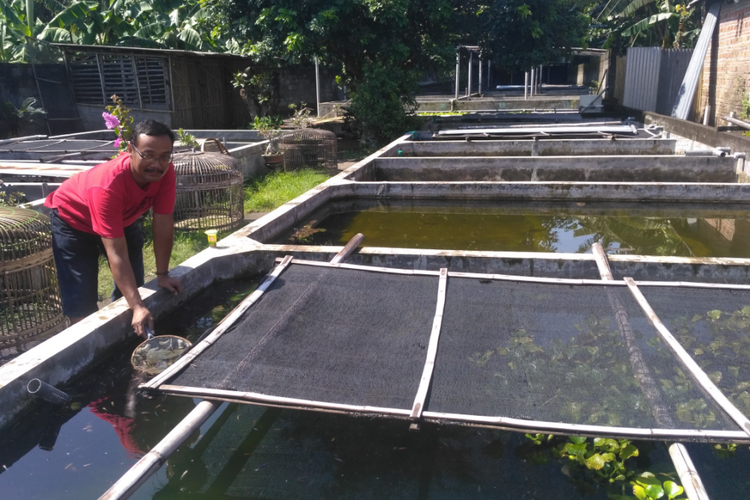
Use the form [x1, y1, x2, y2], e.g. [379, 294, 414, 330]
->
[172, 152, 245, 232]
[0, 207, 65, 352]
[277, 129, 337, 171]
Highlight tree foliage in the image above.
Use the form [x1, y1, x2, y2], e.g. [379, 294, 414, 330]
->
[591, 0, 701, 52]
[470, 0, 590, 70]
[0, 0, 236, 62]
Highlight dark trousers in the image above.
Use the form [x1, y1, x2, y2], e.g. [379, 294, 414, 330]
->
[50, 210, 144, 318]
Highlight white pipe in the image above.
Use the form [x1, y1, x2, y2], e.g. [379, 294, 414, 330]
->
[538, 65, 542, 92]
[455, 47, 460, 100]
[530, 67, 535, 96]
[314, 56, 321, 117]
[524, 72, 528, 100]
[467, 51, 473, 98]
[478, 56, 483, 96]
[99, 400, 220, 500]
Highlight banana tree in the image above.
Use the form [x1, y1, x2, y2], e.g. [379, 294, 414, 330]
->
[597, 0, 700, 48]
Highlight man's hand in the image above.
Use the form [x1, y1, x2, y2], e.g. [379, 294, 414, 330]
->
[157, 274, 182, 295]
[132, 303, 154, 338]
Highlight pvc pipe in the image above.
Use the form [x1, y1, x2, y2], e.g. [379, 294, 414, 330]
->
[455, 47, 460, 100]
[538, 65, 542, 92]
[314, 56, 321, 117]
[478, 56, 483, 96]
[27, 378, 71, 404]
[524, 72, 528, 100]
[530, 67, 535, 96]
[467, 51, 473, 98]
[99, 400, 220, 500]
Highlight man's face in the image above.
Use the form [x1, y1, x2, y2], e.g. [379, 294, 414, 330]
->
[127, 134, 173, 186]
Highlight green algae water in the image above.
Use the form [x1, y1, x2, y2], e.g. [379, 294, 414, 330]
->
[271, 199, 750, 257]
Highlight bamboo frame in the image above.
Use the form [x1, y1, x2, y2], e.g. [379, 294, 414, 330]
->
[625, 278, 750, 437]
[139, 255, 294, 391]
[153, 385, 750, 443]
[276, 257, 750, 291]
[144, 256, 750, 442]
[410, 268, 447, 419]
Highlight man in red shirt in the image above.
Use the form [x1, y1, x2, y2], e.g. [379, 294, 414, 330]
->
[45, 119, 182, 337]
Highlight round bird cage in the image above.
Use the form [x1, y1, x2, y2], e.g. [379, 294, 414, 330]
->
[0, 207, 65, 351]
[172, 152, 244, 232]
[277, 129, 338, 171]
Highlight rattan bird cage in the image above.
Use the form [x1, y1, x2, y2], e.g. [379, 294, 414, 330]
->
[172, 152, 244, 232]
[0, 207, 65, 351]
[277, 129, 337, 171]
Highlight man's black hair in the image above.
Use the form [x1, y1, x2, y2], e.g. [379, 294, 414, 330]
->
[130, 119, 176, 146]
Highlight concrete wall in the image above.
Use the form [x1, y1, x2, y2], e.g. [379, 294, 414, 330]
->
[367, 156, 737, 183]
[386, 139, 678, 157]
[700, 0, 750, 125]
[416, 97, 579, 112]
[641, 110, 750, 154]
[229, 142, 267, 178]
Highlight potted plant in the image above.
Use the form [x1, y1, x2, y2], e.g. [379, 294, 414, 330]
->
[253, 115, 285, 169]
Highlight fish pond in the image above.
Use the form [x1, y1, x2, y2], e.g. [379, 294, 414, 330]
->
[1, 275, 749, 498]
[271, 199, 750, 257]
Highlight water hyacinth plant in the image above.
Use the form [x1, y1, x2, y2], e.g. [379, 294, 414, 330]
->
[103, 94, 133, 153]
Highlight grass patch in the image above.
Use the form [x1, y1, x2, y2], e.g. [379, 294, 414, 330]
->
[97, 226, 227, 302]
[243, 168, 332, 213]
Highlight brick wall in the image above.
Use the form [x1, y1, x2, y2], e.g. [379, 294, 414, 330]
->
[700, 0, 750, 125]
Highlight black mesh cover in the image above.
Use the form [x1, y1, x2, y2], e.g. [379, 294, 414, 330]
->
[426, 278, 737, 431]
[164, 263, 744, 436]
[170, 265, 438, 410]
[640, 286, 750, 420]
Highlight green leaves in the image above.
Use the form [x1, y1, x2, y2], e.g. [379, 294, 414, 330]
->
[663, 481, 684, 499]
[631, 472, 686, 500]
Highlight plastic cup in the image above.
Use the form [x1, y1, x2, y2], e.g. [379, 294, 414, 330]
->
[205, 229, 218, 247]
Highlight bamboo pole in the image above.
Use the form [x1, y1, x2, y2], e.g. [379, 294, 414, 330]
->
[277, 257, 625, 286]
[668, 443, 711, 500]
[625, 278, 750, 437]
[419, 410, 749, 442]
[592, 243, 675, 427]
[410, 268, 447, 419]
[98, 400, 220, 500]
[330, 233, 365, 264]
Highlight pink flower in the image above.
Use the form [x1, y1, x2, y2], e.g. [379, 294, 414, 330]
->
[114, 138, 122, 148]
[102, 112, 120, 130]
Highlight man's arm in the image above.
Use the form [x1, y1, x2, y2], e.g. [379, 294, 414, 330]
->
[100, 236, 152, 337]
[153, 212, 182, 295]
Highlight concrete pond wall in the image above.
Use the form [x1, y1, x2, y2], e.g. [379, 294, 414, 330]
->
[4, 123, 750, 431]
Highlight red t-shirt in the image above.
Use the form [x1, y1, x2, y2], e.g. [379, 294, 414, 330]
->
[45, 153, 176, 239]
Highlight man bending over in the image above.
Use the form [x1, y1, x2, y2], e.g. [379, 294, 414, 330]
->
[45, 119, 182, 338]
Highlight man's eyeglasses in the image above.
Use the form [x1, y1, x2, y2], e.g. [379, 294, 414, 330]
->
[130, 143, 173, 163]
